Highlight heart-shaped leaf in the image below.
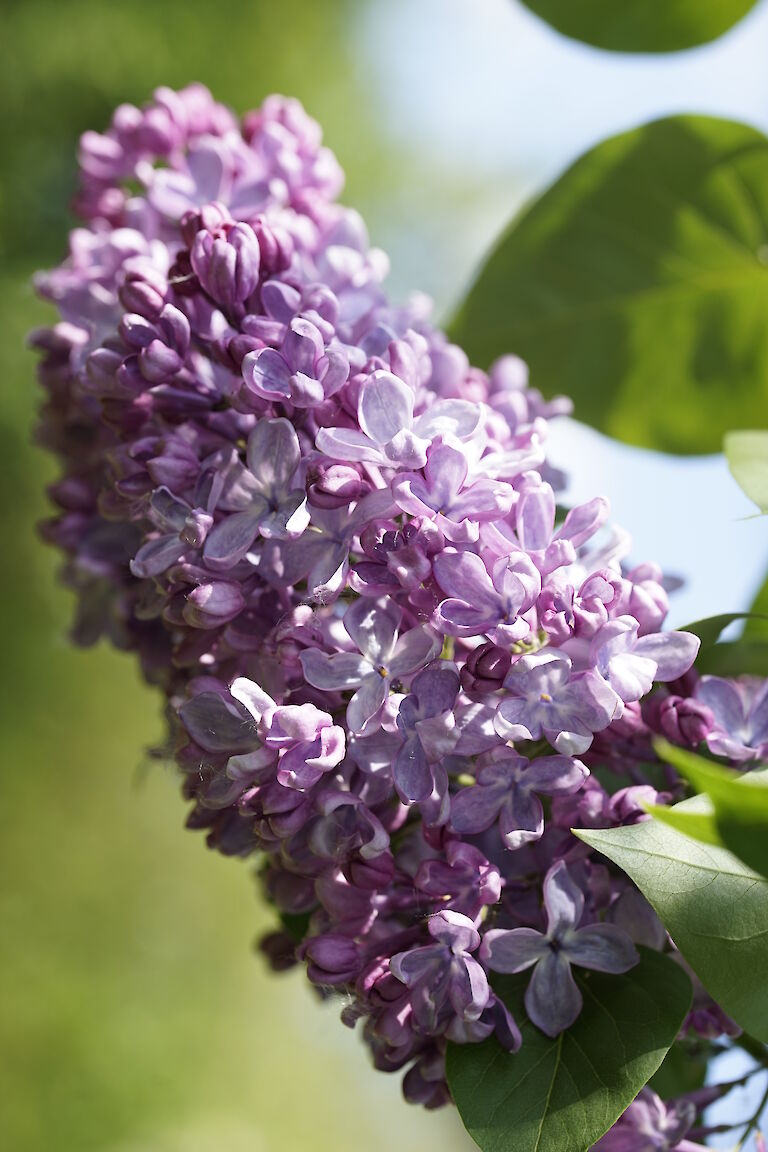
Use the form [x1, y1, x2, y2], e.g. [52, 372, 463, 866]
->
[446, 948, 691, 1152]
[449, 117, 768, 454]
[518, 0, 759, 54]
[576, 819, 768, 1040]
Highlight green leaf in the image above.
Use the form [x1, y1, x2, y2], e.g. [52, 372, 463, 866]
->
[654, 739, 768, 877]
[679, 611, 768, 676]
[695, 639, 768, 675]
[518, 0, 759, 54]
[745, 573, 768, 639]
[648, 1040, 708, 1098]
[725, 429, 768, 512]
[575, 820, 768, 1041]
[449, 117, 768, 454]
[645, 793, 722, 848]
[680, 611, 768, 648]
[446, 949, 691, 1152]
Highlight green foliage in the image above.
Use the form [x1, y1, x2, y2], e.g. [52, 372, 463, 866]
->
[725, 429, 768, 512]
[518, 0, 759, 54]
[446, 949, 690, 1152]
[449, 116, 768, 454]
[680, 611, 768, 675]
[654, 739, 768, 877]
[645, 791, 722, 847]
[648, 1039, 708, 1098]
[576, 820, 768, 1041]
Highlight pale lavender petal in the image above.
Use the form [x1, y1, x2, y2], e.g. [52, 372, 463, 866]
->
[414, 398, 481, 440]
[344, 597, 400, 664]
[424, 441, 467, 509]
[300, 648, 369, 690]
[543, 861, 584, 936]
[245, 345, 292, 400]
[391, 944, 442, 985]
[525, 950, 582, 1036]
[315, 425, 386, 464]
[429, 909, 481, 952]
[389, 625, 442, 676]
[696, 676, 747, 732]
[433, 551, 497, 608]
[347, 674, 388, 733]
[494, 697, 537, 743]
[516, 484, 555, 552]
[480, 927, 547, 973]
[203, 509, 260, 568]
[450, 955, 490, 1021]
[555, 497, 608, 547]
[246, 417, 301, 494]
[565, 924, 639, 974]
[634, 630, 700, 681]
[499, 788, 544, 849]
[359, 370, 414, 445]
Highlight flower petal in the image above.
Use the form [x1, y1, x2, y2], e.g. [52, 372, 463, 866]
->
[359, 370, 414, 445]
[525, 950, 582, 1037]
[480, 927, 547, 973]
[543, 860, 584, 936]
[565, 924, 639, 975]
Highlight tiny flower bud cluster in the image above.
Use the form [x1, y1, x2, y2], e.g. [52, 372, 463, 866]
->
[32, 86, 764, 1124]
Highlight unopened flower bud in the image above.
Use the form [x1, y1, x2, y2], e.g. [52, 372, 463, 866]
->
[191, 221, 261, 307]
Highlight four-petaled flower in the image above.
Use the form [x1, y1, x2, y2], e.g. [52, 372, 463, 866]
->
[390, 910, 490, 1037]
[495, 651, 618, 754]
[450, 752, 588, 849]
[694, 675, 768, 763]
[203, 416, 309, 568]
[316, 369, 482, 470]
[300, 598, 441, 733]
[242, 315, 349, 407]
[481, 860, 638, 1036]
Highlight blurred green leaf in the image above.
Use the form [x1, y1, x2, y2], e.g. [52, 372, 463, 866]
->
[654, 739, 768, 877]
[695, 639, 768, 674]
[725, 429, 768, 512]
[645, 792, 722, 847]
[746, 573, 768, 638]
[679, 611, 768, 676]
[449, 116, 768, 454]
[648, 1040, 708, 1098]
[576, 817, 768, 1041]
[447, 950, 690, 1152]
[518, 0, 759, 54]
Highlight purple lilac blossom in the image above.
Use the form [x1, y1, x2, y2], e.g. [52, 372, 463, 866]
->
[32, 85, 754, 1132]
[481, 861, 638, 1036]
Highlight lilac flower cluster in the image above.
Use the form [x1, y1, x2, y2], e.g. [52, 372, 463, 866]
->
[32, 85, 763, 1123]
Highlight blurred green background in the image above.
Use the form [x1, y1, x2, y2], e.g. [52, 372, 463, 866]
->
[0, 2, 495, 1149]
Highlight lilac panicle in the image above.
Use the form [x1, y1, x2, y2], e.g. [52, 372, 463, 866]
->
[33, 84, 755, 1129]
